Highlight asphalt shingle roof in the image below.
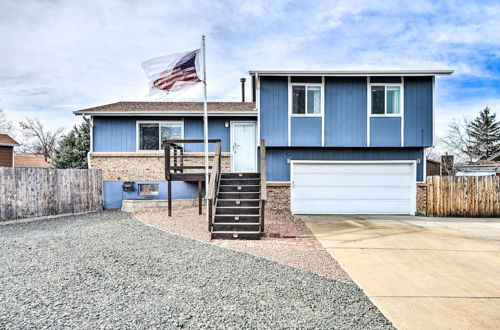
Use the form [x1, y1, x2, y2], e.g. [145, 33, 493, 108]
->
[0, 134, 20, 146]
[74, 101, 256, 114]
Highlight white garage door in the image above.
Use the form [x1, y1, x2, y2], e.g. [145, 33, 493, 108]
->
[291, 161, 416, 215]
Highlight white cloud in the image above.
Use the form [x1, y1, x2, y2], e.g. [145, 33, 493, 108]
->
[0, 0, 499, 135]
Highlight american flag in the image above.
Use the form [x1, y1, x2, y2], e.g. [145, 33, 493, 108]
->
[142, 49, 201, 95]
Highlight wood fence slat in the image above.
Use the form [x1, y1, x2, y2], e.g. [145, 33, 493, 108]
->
[426, 175, 500, 217]
[0, 168, 103, 222]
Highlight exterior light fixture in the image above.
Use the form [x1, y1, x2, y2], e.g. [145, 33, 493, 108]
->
[224, 121, 229, 128]
[286, 158, 291, 165]
[416, 158, 421, 164]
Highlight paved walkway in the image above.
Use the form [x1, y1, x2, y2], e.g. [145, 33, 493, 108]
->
[302, 214, 500, 330]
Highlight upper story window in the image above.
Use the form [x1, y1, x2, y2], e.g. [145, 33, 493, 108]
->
[138, 121, 183, 151]
[371, 85, 401, 115]
[292, 84, 321, 115]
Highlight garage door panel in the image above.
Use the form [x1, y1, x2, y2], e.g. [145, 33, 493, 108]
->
[294, 174, 410, 187]
[294, 163, 412, 175]
[293, 200, 412, 214]
[291, 162, 416, 215]
[293, 186, 411, 200]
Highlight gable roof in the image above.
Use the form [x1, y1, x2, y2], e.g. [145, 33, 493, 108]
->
[14, 155, 51, 167]
[74, 101, 256, 116]
[0, 134, 20, 146]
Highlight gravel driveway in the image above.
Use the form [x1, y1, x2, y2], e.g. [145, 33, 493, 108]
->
[0, 211, 393, 329]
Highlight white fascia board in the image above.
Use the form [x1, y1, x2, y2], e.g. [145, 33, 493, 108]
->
[73, 111, 257, 117]
[0, 143, 19, 147]
[249, 70, 454, 76]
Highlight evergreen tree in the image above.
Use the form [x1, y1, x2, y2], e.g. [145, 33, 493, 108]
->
[53, 121, 90, 169]
[467, 107, 500, 160]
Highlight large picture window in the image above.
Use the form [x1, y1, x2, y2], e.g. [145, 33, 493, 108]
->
[371, 85, 401, 115]
[138, 121, 183, 151]
[292, 85, 321, 115]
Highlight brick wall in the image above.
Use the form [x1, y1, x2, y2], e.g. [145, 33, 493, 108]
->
[90, 152, 231, 181]
[266, 183, 290, 212]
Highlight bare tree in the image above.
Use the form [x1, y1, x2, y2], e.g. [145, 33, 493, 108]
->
[0, 108, 14, 135]
[440, 118, 476, 163]
[19, 117, 64, 162]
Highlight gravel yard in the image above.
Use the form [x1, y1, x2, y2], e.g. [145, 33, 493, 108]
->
[0, 211, 393, 329]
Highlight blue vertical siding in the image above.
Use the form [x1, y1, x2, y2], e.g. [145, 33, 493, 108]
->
[266, 147, 424, 182]
[93, 117, 136, 152]
[370, 117, 401, 147]
[291, 117, 321, 146]
[93, 116, 254, 153]
[260, 76, 288, 146]
[325, 77, 367, 147]
[103, 180, 199, 209]
[404, 76, 433, 147]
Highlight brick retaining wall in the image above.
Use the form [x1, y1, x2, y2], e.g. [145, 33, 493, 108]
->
[90, 152, 231, 181]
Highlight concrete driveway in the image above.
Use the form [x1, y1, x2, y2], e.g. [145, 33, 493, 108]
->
[302, 214, 500, 330]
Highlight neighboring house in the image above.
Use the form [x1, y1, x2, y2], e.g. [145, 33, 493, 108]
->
[455, 164, 500, 176]
[0, 134, 20, 167]
[14, 155, 51, 168]
[489, 151, 500, 162]
[426, 159, 441, 176]
[75, 69, 453, 215]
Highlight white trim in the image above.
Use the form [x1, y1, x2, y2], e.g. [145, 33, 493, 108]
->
[230, 120, 257, 173]
[249, 70, 454, 76]
[367, 81, 404, 147]
[75, 111, 257, 117]
[401, 76, 405, 147]
[421, 149, 427, 183]
[136, 120, 184, 152]
[366, 76, 371, 147]
[287, 76, 291, 146]
[321, 76, 325, 146]
[256, 73, 261, 143]
[432, 76, 435, 146]
[290, 160, 417, 216]
[0, 143, 19, 147]
[289, 83, 323, 116]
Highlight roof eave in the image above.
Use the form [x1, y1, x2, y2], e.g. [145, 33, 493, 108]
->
[0, 143, 20, 147]
[249, 70, 454, 76]
[73, 111, 258, 116]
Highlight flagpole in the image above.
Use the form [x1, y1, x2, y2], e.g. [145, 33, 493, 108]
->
[201, 35, 209, 221]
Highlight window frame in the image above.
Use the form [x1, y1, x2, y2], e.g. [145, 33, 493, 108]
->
[290, 83, 323, 117]
[369, 83, 403, 117]
[138, 183, 159, 196]
[136, 120, 184, 152]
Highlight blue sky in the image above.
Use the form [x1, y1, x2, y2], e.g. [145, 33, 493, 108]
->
[0, 0, 499, 135]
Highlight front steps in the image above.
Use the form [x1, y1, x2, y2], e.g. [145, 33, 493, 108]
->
[211, 173, 262, 240]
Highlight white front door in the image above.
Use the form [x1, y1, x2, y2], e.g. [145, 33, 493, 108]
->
[231, 122, 257, 172]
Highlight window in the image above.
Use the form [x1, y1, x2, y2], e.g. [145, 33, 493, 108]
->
[138, 183, 159, 196]
[292, 85, 321, 115]
[371, 85, 401, 115]
[138, 121, 183, 151]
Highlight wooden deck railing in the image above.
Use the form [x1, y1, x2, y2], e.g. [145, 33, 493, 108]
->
[163, 139, 221, 217]
[259, 139, 267, 233]
[207, 141, 222, 231]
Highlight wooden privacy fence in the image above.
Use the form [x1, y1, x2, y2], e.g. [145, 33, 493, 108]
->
[0, 167, 103, 221]
[427, 176, 500, 217]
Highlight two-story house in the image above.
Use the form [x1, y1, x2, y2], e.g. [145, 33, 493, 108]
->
[74, 69, 452, 215]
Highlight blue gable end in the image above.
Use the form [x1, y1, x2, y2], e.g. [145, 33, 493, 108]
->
[260, 76, 288, 146]
[404, 76, 433, 147]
